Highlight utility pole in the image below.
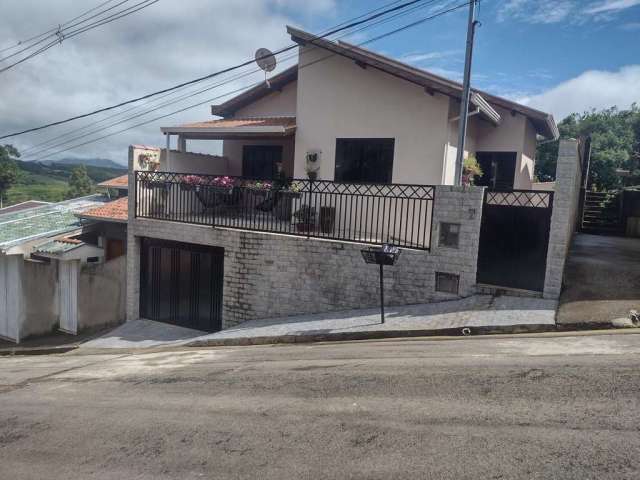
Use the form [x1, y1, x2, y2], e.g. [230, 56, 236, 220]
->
[454, 0, 479, 186]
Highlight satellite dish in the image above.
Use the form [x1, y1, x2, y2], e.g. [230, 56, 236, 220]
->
[255, 48, 277, 73]
[255, 48, 276, 88]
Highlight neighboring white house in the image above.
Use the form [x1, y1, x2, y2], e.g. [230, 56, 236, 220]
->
[0, 195, 127, 343]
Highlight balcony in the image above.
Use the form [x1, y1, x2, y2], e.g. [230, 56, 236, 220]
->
[135, 171, 435, 250]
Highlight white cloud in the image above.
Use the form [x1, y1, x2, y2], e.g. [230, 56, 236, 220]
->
[0, 0, 332, 163]
[586, 0, 640, 14]
[497, 0, 574, 24]
[498, 0, 640, 23]
[399, 50, 459, 64]
[519, 65, 640, 120]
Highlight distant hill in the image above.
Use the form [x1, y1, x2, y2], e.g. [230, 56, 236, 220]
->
[39, 157, 126, 169]
[4, 160, 126, 206]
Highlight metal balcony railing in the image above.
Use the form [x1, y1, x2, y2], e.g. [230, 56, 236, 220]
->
[135, 171, 435, 250]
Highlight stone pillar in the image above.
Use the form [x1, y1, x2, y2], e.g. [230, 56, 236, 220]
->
[431, 185, 485, 297]
[543, 139, 581, 299]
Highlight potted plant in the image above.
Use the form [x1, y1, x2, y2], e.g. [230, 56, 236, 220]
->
[462, 155, 483, 186]
[293, 205, 316, 232]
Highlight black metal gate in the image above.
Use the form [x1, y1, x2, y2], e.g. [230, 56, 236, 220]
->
[140, 238, 224, 332]
[477, 190, 554, 292]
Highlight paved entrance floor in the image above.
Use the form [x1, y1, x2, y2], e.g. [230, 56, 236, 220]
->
[557, 233, 640, 325]
[193, 295, 557, 344]
[80, 320, 206, 349]
[81, 295, 557, 349]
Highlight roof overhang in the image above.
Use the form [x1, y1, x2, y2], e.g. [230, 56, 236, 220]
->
[160, 117, 297, 140]
[211, 65, 298, 118]
[286, 26, 558, 139]
[160, 126, 295, 137]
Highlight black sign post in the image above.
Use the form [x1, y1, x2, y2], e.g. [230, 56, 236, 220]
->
[360, 244, 401, 324]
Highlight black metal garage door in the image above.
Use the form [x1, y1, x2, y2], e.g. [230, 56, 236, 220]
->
[140, 238, 223, 332]
[477, 190, 553, 292]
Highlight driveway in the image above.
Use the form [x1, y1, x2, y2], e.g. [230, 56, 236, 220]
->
[557, 233, 640, 324]
[80, 295, 557, 349]
[1, 333, 640, 479]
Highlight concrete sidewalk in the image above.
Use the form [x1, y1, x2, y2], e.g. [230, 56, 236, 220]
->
[190, 295, 558, 346]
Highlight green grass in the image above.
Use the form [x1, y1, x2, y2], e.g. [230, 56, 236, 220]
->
[2, 160, 126, 207]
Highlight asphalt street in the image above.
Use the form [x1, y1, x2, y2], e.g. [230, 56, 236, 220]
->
[1, 332, 640, 479]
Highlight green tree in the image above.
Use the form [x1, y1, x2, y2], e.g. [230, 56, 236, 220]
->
[535, 105, 640, 190]
[0, 145, 20, 206]
[66, 164, 94, 199]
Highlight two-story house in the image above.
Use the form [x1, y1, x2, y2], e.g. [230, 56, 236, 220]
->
[127, 26, 559, 333]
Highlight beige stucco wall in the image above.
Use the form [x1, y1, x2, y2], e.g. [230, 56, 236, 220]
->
[294, 45, 451, 184]
[475, 105, 537, 189]
[160, 149, 230, 175]
[234, 79, 297, 118]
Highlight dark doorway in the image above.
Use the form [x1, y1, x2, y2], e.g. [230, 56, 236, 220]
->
[475, 152, 517, 191]
[140, 238, 224, 332]
[477, 190, 553, 292]
[242, 145, 283, 179]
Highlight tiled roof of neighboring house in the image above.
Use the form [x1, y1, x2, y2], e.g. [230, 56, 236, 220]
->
[161, 116, 296, 136]
[98, 174, 129, 190]
[0, 200, 50, 214]
[34, 238, 85, 255]
[76, 196, 128, 224]
[0, 195, 109, 251]
[211, 65, 298, 117]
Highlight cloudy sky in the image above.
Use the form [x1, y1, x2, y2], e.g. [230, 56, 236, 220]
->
[1, 0, 639, 165]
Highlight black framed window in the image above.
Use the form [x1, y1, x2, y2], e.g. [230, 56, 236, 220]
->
[334, 138, 394, 184]
[242, 145, 282, 179]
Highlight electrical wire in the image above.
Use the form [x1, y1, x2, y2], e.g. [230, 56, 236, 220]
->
[21, 0, 450, 159]
[0, 0, 121, 54]
[0, 0, 160, 75]
[21, 1, 470, 162]
[0, 0, 434, 140]
[21, 0, 443, 157]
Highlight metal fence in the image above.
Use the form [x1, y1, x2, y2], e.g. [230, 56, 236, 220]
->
[135, 171, 435, 250]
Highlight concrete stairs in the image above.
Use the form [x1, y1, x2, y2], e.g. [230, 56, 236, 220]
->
[581, 191, 624, 236]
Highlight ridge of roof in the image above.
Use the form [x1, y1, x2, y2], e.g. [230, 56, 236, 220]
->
[286, 26, 558, 139]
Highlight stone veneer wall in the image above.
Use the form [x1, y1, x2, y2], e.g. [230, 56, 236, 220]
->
[126, 185, 485, 328]
[543, 139, 582, 299]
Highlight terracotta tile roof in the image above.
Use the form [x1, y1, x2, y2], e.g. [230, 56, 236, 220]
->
[98, 174, 129, 189]
[77, 196, 128, 223]
[180, 116, 296, 129]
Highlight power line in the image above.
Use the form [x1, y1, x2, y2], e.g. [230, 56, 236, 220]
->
[0, 0, 131, 60]
[0, 0, 121, 54]
[21, 0, 442, 157]
[0, 0, 433, 141]
[22, 0, 448, 159]
[22, 1, 470, 162]
[0, 0, 159, 75]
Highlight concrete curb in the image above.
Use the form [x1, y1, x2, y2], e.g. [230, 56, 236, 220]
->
[0, 345, 79, 356]
[2, 322, 638, 355]
[187, 322, 639, 348]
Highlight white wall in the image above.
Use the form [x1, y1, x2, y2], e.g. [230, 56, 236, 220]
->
[294, 45, 451, 184]
[0, 254, 22, 342]
[160, 149, 230, 175]
[234, 80, 297, 118]
[475, 105, 537, 189]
